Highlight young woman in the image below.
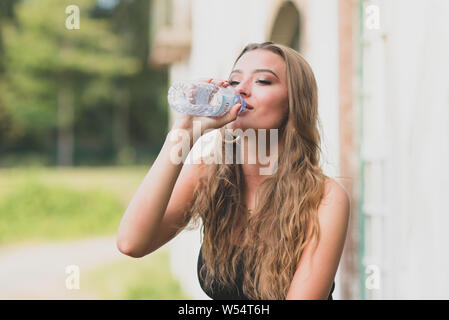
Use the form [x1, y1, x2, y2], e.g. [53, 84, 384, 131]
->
[117, 42, 350, 300]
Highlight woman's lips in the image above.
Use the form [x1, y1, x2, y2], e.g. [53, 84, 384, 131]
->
[237, 103, 253, 116]
[240, 104, 253, 112]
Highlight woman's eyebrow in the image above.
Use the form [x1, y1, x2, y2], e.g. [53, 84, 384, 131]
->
[230, 69, 280, 80]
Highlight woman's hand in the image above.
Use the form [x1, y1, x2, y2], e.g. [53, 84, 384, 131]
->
[171, 78, 242, 134]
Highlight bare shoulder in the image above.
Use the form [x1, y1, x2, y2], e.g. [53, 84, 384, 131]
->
[181, 158, 211, 183]
[194, 158, 213, 176]
[323, 178, 349, 202]
[286, 178, 350, 299]
[318, 178, 350, 219]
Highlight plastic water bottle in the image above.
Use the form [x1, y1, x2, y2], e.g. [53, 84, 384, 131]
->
[167, 80, 246, 116]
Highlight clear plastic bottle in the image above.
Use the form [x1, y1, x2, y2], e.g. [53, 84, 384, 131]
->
[167, 80, 246, 116]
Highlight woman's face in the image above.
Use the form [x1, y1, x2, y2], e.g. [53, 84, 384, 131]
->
[226, 49, 289, 131]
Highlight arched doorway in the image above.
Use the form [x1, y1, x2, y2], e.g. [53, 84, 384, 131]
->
[269, 1, 301, 51]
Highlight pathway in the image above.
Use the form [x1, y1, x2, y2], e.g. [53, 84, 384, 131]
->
[0, 235, 127, 299]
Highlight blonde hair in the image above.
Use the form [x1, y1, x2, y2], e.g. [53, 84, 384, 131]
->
[182, 42, 327, 299]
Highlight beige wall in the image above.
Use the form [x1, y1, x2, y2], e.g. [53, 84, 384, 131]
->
[153, 0, 449, 300]
[164, 0, 342, 300]
[358, 0, 449, 299]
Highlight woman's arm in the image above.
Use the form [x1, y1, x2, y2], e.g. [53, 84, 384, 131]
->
[116, 126, 198, 258]
[286, 179, 350, 299]
[116, 84, 242, 258]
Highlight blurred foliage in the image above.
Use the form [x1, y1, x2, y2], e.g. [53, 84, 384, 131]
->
[85, 248, 191, 299]
[0, 165, 149, 245]
[0, 0, 169, 166]
[0, 165, 190, 299]
[0, 176, 123, 244]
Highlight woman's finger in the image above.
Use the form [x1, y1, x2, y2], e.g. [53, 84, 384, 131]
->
[210, 79, 228, 87]
[229, 103, 241, 120]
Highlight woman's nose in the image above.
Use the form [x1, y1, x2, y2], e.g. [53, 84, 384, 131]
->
[235, 82, 250, 97]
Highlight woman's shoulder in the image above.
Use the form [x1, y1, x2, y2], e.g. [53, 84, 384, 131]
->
[323, 178, 349, 199]
[320, 178, 350, 216]
[184, 157, 214, 180]
[182, 158, 207, 179]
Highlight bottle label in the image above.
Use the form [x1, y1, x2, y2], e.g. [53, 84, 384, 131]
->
[212, 94, 233, 116]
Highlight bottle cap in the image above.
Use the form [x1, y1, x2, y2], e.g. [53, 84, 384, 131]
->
[234, 95, 246, 114]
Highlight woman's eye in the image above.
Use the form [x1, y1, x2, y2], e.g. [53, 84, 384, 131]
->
[228, 80, 271, 86]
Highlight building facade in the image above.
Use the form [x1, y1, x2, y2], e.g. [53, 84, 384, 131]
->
[149, 0, 449, 299]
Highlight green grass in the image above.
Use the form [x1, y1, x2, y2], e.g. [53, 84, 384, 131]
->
[0, 166, 148, 245]
[84, 248, 191, 299]
[0, 166, 192, 299]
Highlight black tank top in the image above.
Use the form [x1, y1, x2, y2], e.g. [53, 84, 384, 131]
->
[197, 245, 335, 300]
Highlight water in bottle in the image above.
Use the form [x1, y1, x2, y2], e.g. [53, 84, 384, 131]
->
[167, 80, 246, 116]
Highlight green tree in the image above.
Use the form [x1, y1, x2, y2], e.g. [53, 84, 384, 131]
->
[0, 0, 169, 166]
[0, 0, 20, 145]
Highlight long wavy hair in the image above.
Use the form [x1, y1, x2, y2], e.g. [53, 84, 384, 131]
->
[182, 42, 327, 300]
